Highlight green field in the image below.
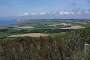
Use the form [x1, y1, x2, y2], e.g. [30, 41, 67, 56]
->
[0, 19, 90, 60]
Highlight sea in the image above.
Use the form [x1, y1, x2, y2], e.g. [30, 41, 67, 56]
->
[0, 18, 16, 26]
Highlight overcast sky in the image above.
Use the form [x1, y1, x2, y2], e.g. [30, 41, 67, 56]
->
[0, 0, 90, 17]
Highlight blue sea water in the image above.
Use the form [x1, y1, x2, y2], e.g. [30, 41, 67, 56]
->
[0, 18, 16, 25]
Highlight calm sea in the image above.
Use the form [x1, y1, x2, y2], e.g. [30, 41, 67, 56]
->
[0, 18, 16, 26]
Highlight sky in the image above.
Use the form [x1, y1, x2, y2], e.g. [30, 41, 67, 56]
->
[0, 0, 90, 17]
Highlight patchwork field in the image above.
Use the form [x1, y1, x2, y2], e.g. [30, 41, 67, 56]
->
[8, 33, 49, 37]
[0, 19, 90, 60]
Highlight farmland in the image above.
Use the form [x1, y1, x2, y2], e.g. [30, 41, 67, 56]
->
[0, 19, 90, 60]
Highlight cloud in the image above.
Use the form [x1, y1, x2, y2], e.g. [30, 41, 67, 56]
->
[23, 12, 29, 16]
[29, 12, 49, 15]
[83, 10, 90, 14]
[17, 12, 30, 16]
[59, 10, 90, 15]
[18, 10, 90, 17]
[39, 12, 47, 15]
[59, 11, 75, 15]
[30, 13, 37, 15]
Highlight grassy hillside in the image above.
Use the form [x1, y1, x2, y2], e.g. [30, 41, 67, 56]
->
[0, 27, 90, 60]
[0, 20, 90, 60]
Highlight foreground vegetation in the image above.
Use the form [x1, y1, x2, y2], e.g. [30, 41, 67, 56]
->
[0, 27, 90, 60]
